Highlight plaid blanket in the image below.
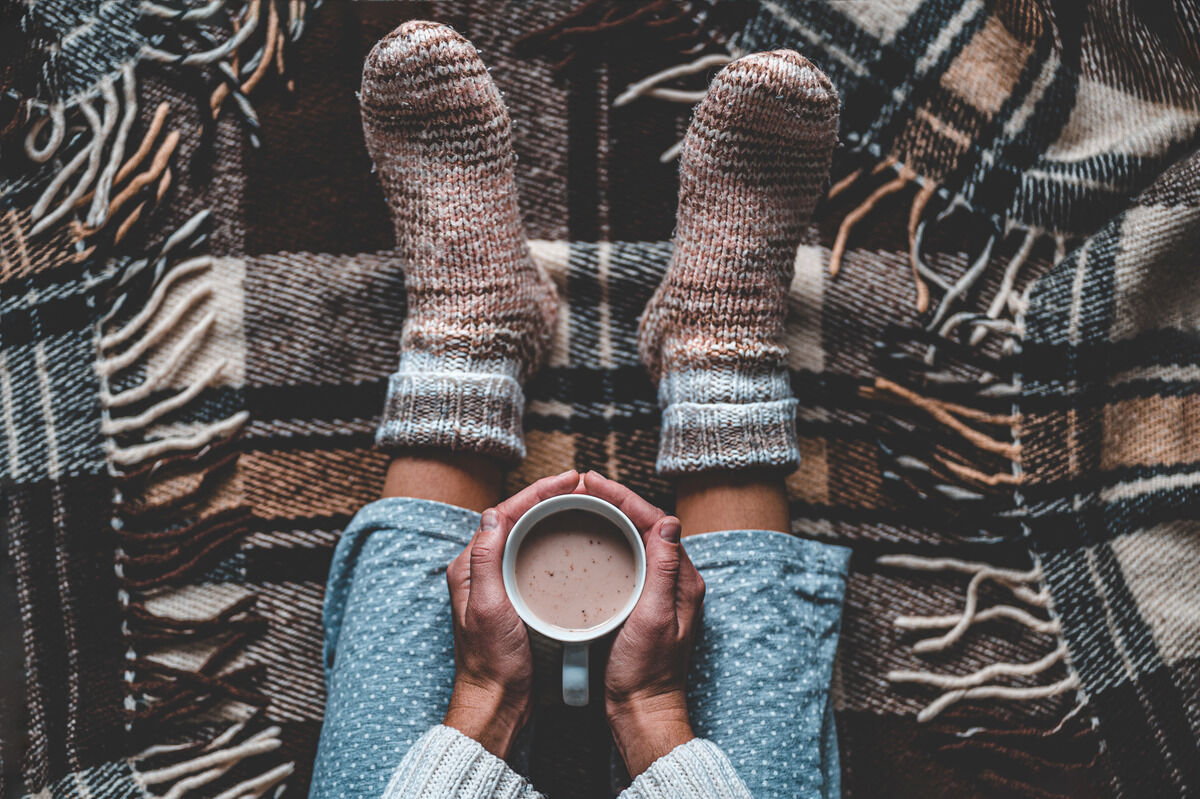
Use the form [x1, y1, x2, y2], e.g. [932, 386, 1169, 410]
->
[735, 1, 1200, 797]
[2, 1, 1198, 797]
[1022, 152, 1200, 796]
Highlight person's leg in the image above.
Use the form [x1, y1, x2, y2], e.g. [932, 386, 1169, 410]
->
[311, 21, 555, 799]
[382, 450, 503, 511]
[638, 48, 834, 534]
[638, 51, 848, 799]
[676, 469, 790, 536]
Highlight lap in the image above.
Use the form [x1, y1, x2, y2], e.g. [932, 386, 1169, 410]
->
[311, 498, 477, 799]
[684, 530, 849, 799]
[310, 501, 850, 799]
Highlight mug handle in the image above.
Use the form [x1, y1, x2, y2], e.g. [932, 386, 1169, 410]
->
[562, 643, 589, 706]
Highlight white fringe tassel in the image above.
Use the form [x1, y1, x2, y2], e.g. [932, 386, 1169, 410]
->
[96, 245, 247, 470]
[25, 101, 65, 163]
[87, 64, 139, 228]
[141, 0, 261, 66]
[613, 51, 733, 162]
[30, 96, 110, 236]
[24, 64, 153, 237]
[134, 722, 293, 799]
[613, 52, 733, 107]
[879, 554, 1079, 721]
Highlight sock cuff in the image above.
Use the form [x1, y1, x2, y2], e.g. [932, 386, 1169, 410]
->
[376, 367, 526, 461]
[658, 365, 793, 407]
[657, 397, 800, 475]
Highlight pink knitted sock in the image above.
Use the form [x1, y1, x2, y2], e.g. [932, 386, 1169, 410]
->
[639, 51, 839, 474]
[362, 21, 556, 460]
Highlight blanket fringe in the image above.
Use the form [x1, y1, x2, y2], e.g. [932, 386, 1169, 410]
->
[610, 50, 734, 162]
[4, 0, 320, 791]
[132, 716, 293, 799]
[824, 156, 1051, 336]
[878, 554, 1078, 722]
[17, 0, 309, 244]
[925, 702, 1104, 798]
[22, 60, 174, 245]
[97, 213, 287, 795]
[845, 151, 1102, 781]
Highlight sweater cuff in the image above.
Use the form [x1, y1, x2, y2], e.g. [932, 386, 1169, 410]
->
[381, 725, 542, 799]
[620, 738, 753, 799]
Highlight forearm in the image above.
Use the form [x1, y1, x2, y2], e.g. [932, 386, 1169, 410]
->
[443, 677, 528, 759]
[609, 691, 751, 798]
[608, 691, 695, 778]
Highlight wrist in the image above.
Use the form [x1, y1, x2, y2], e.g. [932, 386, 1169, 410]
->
[606, 690, 694, 778]
[444, 677, 529, 759]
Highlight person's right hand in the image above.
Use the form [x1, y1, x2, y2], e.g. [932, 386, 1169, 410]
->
[580, 472, 706, 778]
[444, 470, 580, 758]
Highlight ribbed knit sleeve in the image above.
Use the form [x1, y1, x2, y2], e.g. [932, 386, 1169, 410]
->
[380, 725, 544, 799]
[619, 738, 753, 799]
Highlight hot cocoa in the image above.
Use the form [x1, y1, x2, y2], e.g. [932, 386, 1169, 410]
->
[514, 509, 637, 630]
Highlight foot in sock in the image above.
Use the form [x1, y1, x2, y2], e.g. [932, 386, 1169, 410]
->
[362, 21, 556, 460]
[639, 50, 839, 474]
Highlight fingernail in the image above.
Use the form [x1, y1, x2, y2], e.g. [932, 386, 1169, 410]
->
[480, 509, 499, 531]
[659, 519, 681, 542]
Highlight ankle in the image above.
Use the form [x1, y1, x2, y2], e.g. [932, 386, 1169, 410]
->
[676, 470, 791, 535]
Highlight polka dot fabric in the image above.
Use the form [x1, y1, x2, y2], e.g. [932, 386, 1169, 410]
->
[310, 498, 850, 799]
[685, 530, 849, 799]
[313, 499, 475, 799]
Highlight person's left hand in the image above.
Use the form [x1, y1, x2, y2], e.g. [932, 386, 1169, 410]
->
[579, 472, 705, 778]
[444, 470, 580, 758]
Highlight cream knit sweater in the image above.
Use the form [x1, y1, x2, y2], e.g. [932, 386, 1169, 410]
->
[381, 725, 752, 799]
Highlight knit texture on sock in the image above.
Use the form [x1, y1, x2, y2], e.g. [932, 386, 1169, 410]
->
[639, 50, 838, 474]
[362, 21, 556, 460]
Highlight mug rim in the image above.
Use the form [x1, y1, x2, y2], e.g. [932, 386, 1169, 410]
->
[501, 494, 646, 644]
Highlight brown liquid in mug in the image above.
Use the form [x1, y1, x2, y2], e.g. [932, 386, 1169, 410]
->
[515, 510, 637, 630]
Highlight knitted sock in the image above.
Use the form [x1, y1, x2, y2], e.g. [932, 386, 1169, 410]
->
[362, 21, 556, 460]
[639, 51, 839, 474]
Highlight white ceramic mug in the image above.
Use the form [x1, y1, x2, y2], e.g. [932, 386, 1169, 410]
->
[502, 494, 647, 707]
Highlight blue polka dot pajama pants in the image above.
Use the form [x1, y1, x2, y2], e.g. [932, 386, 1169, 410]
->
[310, 498, 850, 799]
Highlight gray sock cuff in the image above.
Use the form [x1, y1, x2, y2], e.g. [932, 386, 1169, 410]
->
[376, 368, 526, 461]
[657, 397, 800, 475]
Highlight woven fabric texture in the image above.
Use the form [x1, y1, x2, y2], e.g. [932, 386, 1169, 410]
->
[2, 1, 1199, 797]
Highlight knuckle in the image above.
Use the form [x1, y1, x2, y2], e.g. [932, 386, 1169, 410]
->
[470, 542, 496, 564]
[654, 556, 680, 580]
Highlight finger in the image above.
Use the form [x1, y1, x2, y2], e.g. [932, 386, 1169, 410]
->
[678, 543, 705, 604]
[467, 508, 510, 608]
[633, 516, 682, 623]
[495, 470, 580, 524]
[582, 471, 666, 533]
[675, 544, 706, 631]
[447, 547, 471, 625]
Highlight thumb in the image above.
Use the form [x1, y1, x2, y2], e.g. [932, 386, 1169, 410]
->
[637, 516, 682, 620]
[468, 509, 508, 606]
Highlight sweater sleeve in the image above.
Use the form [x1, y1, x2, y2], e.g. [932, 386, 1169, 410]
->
[618, 738, 753, 799]
[381, 725, 544, 799]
